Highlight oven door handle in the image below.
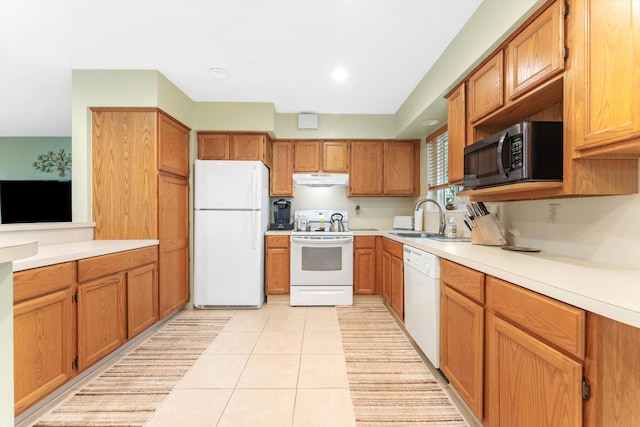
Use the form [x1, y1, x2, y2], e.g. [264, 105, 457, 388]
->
[290, 237, 354, 244]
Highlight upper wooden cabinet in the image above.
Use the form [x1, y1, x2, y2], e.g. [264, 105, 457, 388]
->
[349, 140, 419, 196]
[446, 84, 466, 185]
[293, 140, 349, 173]
[568, 0, 640, 157]
[467, 51, 504, 123]
[158, 112, 190, 177]
[198, 132, 272, 166]
[270, 140, 294, 196]
[349, 140, 384, 195]
[506, 0, 565, 100]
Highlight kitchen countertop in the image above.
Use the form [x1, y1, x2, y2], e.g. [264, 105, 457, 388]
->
[12, 239, 159, 272]
[266, 229, 640, 328]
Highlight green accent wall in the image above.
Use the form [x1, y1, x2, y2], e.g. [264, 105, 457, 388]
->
[0, 137, 71, 180]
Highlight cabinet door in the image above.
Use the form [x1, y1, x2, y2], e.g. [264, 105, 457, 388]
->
[485, 313, 582, 427]
[382, 251, 392, 304]
[570, 0, 640, 155]
[322, 141, 349, 172]
[78, 273, 126, 371]
[266, 246, 290, 295]
[349, 140, 384, 195]
[506, 0, 564, 100]
[158, 112, 190, 177]
[293, 140, 321, 172]
[468, 51, 504, 123]
[440, 285, 484, 420]
[390, 255, 404, 320]
[92, 109, 158, 240]
[198, 133, 230, 160]
[13, 288, 75, 416]
[231, 134, 265, 161]
[271, 141, 294, 196]
[447, 83, 466, 185]
[383, 141, 419, 196]
[127, 263, 158, 339]
[354, 248, 376, 295]
[158, 174, 189, 318]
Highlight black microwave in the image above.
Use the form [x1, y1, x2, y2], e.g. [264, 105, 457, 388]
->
[463, 121, 563, 189]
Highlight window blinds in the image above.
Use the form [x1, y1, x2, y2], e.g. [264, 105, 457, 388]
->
[427, 131, 449, 189]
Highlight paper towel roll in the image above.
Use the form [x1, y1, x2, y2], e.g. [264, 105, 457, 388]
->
[414, 210, 423, 231]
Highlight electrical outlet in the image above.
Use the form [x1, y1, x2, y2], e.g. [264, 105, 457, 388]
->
[547, 203, 560, 223]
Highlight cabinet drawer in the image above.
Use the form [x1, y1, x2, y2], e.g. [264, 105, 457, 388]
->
[13, 262, 76, 303]
[266, 235, 290, 248]
[78, 246, 158, 283]
[486, 276, 585, 360]
[440, 259, 485, 303]
[382, 238, 403, 259]
[354, 236, 376, 249]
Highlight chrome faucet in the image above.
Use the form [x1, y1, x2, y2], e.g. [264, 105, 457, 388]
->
[414, 198, 446, 235]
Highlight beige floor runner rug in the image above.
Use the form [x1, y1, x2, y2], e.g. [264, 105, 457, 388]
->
[32, 312, 230, 427]
[337, 305, 469, 426]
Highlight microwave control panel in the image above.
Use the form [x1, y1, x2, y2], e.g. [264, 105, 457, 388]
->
[511, 135, 523, 170]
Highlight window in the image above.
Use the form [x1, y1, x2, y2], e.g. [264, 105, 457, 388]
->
[427, 131, 449, 207]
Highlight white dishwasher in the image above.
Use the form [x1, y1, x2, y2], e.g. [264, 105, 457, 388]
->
[403, 245, 440, 368]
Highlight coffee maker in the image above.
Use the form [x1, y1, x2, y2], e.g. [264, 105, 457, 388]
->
[270, 199, 293, 230]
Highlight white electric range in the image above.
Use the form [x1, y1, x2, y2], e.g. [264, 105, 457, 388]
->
[289, 210, 354, 306]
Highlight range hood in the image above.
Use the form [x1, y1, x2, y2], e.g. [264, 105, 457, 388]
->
[292, 173, 349, 187]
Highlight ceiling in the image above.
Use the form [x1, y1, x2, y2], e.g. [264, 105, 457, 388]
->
[0, 0, 483, 137]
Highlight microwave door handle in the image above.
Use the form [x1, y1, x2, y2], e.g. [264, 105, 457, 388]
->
[496, 131, 510, 178]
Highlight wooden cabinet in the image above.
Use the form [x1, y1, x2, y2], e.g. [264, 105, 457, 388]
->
[467, 51, 504, 123]
[198, 132, 272, 166]
[265, 235, 290, 295]
[271, 140, 294, 196]
[349, 140, 384, 196]
[350, 140, 419, 196]
[77, 247, 158, 371]
[322, 141, 349, 172]
[383, 140, 420, 195]
[506, 0, 565, 100]
[293, 140, 349, 173]
[568, 0, 640, 157]
[353, 236, 376, 295]
[439, 259, 485, 420]
[382, 238, 404, 320]
[92, 108, 190, 320]
[484, 276, 584, 427]
[446, 83, 466, 185]
[293, 140, 321, 172]
[584, 314, 640, 427]
[13, 262, 76, 416]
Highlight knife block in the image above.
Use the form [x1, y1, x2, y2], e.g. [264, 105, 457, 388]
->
[471, 214, 507, 246]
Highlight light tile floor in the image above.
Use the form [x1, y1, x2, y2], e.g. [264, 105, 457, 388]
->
[145, 303, 357, 427]
[20, 300, 481, 427]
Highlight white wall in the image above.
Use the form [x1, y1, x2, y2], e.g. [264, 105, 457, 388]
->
[502, 168, 640, 268]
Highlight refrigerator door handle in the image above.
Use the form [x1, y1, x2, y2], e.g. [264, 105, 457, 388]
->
[253, 165, 260, 208]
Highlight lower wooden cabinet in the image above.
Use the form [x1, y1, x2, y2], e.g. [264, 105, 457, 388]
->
[77, 273, 126, 371]
[127, 263, 158, 339]
[439, 259, 485, 420]
[265, 235, 290, 295]
[354, 236, 376, 295]
[485, 313, 582, 427]
[13, 262, 76, 416]
[382, 238, 404, 319]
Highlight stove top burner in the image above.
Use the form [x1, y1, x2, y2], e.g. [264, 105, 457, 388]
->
[292, 209, 351, 235]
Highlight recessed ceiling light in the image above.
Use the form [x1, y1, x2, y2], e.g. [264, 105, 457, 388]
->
[421, 119, 440, 127]
[332, 67, 348, 82]
[208, 67, 229, 78]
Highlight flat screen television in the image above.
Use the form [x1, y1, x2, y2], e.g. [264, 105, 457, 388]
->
[0, 180, 72, 224]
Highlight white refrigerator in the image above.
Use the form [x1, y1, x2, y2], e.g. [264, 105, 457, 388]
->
[193, 159, 270, 308]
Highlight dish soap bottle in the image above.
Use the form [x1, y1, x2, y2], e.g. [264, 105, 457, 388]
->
[445, 216, 458, 238]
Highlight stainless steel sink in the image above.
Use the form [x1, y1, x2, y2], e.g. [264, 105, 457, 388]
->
[390, 231, 471, 242]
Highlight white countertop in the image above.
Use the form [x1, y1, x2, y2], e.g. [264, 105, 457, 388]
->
[382, 232, 640, 328]
[0, 239, 38, 264]
[12, 239, 159, 272]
